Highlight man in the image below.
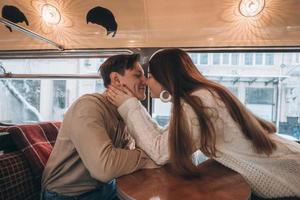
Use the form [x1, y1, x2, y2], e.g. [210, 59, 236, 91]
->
[42, 54, 156, 200]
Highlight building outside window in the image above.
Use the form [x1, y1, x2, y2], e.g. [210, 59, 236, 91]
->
[245, 53, 253, 65]
[245, 88, 274, 121]
[200, 53, 208, 65]
[255, 53, 263, 65]
[52, 80, 66, 120]
[231, 53, 239, 65]
[189, 53, 199, 65]
[213, 53, 221, 65]
[222, 53, 230, 65]
[265, 53, 274, 65]
[296, 53, 300, 63]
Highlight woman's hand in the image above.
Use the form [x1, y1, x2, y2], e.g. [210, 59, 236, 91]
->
[106, 85, 134, 107]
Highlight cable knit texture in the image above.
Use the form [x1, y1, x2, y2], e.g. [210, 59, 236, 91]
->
[118, 89, 300, 198]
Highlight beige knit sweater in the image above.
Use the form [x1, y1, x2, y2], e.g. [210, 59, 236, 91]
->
[42, 93, 151, 195]
[118, 89, 300, 198]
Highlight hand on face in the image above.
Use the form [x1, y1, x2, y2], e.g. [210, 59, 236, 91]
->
[107, 85, 134, 107]
[112, 62, 147, 101]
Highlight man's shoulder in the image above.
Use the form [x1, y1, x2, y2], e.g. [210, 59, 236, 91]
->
[74, 92, 115, 112]
[66, 93, 105, 111]
[75, 93, 107, 105]
[79, 92, 105, 100]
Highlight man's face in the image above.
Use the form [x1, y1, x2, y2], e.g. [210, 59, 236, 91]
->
[118, 62, 147, 100]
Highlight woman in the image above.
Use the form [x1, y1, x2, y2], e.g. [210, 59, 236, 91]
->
[107, 48, 300, 198]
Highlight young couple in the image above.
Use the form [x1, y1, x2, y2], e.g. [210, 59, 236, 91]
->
[42, 49, 300, 200]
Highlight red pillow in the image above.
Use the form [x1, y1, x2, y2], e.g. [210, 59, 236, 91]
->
[7, 122, 61, 178]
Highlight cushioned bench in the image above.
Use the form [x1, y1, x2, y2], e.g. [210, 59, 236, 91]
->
[0, 151, 40, 200]
[0, 122, 61, 200]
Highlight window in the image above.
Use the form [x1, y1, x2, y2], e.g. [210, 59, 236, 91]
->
[255, 53, 263, 65]
[296, 53, 300, 63]
[0, 58, 106, 124]
[227, 86, 239, 97]
[245, 53, 253, 65]
[152, 99, 171, 126]
[245, 88, 274, 121]
[52, 80, 66, 119]
[200, 53, 208, 65]
[265, 53, 274, 65]
[246, 88, 274, 104]
[231, 53, 239, 65]
[222, 53, 230, 65]
[189, 53, 199, 65]
[213, 53, 221, 65]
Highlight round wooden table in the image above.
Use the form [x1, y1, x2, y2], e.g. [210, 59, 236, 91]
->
[117, 159, 251, 200]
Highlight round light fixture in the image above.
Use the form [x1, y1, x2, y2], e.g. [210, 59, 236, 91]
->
[41, 4, 61, 24]
[239, 0, 265, 17]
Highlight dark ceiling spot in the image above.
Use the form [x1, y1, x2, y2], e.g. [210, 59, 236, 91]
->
[86, 6, 117, 37]
[2, 5, 29, 32]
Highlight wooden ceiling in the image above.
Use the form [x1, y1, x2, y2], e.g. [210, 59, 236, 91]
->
[1, 0, 300, 51]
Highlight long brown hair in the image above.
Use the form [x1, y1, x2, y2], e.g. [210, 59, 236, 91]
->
[149, 48, 277, 177]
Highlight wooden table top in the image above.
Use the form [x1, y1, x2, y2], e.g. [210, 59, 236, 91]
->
[117, 159, 251, 200]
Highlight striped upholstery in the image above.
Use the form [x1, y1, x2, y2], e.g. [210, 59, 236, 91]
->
[7, 122, 61, 179]
[0, 151, 40, 200]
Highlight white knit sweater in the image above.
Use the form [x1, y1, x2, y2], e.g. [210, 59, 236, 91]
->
[118, 89, 300, 198]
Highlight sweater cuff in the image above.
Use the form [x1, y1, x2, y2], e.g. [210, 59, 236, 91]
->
[118, 97, 140, 119]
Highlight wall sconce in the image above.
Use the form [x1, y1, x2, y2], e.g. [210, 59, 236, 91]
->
[42, 4, 61, 24]
[239, 0, 265, 17]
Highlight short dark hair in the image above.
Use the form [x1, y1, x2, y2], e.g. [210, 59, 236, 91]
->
[99, 54, 140, 88]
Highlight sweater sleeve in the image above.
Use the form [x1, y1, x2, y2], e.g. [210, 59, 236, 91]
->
[118, 97, 207, 165]
[118, 98, 170, 165]
[69, 98, 149, 182]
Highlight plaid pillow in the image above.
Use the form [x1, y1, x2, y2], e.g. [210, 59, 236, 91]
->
[0, 151, 40, 200]
[7, 122, 61, 178]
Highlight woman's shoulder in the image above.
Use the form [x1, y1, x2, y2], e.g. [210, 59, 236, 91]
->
[181, 89, 215, 112]
[191, 88, 210, 95]
[190, 88, 219, 103]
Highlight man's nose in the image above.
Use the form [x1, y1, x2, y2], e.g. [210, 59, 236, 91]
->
[145, 77, 150, 85]
[141, 76, 147, 84]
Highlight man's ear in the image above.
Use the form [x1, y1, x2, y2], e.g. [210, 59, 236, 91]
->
[109, 72, 121, 86]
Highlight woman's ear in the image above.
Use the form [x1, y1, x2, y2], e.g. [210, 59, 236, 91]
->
[109, 72, 121, 86]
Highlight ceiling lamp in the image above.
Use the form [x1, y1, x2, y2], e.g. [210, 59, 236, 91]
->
[41, 4, 61, 24]
[239, 0, 265, 17]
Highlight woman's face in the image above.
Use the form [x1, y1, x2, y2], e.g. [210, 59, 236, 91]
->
[147, 73, 163, 98]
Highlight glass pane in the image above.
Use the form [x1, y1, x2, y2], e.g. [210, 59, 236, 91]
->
[296, 53, 300, 63]
[0, 79, 105, 124]
[200, 53, 208, 65]
[152, 99, 171, 127]
[279, 68, 300, 139]
[255, 53, 263, 65]
[0, 57, 106, 124]
[0, 58, 106, 74]
[245, 53, 253, 65]
[189, 53, 199, 65]
[231, 53, 239, 65]
[245, 88, 274, 104]
[222, 53, 230, 65]
[213, 53, 220, 65]
[265, 53, 274, 65]
[245, 88, 274, 121]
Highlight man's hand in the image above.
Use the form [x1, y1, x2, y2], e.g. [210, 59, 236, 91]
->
[107, 85, 134, 107]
